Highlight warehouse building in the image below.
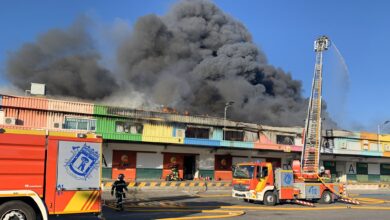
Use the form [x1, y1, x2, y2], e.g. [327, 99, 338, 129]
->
[1, 93, 390, 182]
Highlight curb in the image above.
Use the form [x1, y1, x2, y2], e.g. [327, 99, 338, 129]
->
[102, 181, 232, 189]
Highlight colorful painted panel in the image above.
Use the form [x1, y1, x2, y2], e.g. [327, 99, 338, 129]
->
[1, 95, 48, 110]
[142, 123, 183, 144]
[112, 150, 136, 180]
[214, 155, 232, 181]
[48, 99, 94, 114]
[184, 138, 220, 147]
[220, 140, 253, 149]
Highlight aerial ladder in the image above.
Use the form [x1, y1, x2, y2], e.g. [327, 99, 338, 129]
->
[301, 36, 330, 179]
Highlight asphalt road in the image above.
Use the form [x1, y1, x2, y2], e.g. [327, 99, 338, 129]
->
[50, 190, 390, 220]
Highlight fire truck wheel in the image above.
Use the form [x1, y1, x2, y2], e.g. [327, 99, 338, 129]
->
[263, 191, 277, 206]
[319, 191, 333, 204]
[0, 200, 36, 220]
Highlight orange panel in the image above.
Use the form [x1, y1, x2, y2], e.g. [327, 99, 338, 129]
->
[112, 150, 137, 180]
[280, 187, 294, 200]
[48, 99, 94, 114]
[0, 132, 46, 196]
[162, 153, 184, 179]
[54, 190, 101, 214]
[383, 152, 390, 157]
[214, 155, 232, 181]
[1, 95, 48, 110]
[214, 171, 232, 181]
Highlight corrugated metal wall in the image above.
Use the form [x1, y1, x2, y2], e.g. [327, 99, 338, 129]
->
[4, 108, 47, 128]
[1, 95, 48, 110]
[142, 123, 183, 144]
[48, 99, 94, 114]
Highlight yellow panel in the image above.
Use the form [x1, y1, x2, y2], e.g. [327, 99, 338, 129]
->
[49, 131, 97, 139]
[0, 128, 46, 135]
[381, 135, 390, 142]
[64, 191, 93, 212]
[142, 122, 183, 144]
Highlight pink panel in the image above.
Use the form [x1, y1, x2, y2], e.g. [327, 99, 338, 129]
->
[1, 95, 48, 110]
[48, 99, 94, 114]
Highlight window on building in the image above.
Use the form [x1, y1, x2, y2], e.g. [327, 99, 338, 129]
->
[244, 131, 259, 142]
[64, 117, 96, 131]
[115, 121, 143, 134]
[224, 130, 244, 141]
[185, 126, 210, 139]
[276, 135, 295, 145]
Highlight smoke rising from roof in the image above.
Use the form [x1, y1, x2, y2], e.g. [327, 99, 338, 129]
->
[6, 17, 118, 99]
[4, 0, 336, 127]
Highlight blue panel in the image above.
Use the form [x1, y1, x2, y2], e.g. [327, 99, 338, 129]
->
[220, 140, 253, 149]
[0, 95, 2, 109]
[305, 185, 321, 199]
[361, 151, 382, 157]
[172, 127, 176, 137]
[184, 138, 220, 147]
[212, 128, 223, 140]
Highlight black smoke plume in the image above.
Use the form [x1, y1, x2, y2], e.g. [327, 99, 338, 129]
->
[6, 17, 118, 99]
[5, 0, 336, 127]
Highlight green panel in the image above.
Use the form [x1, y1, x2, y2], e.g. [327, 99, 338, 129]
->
[136, 168, 162, 180]
[356, 174, 368, 182]
[368, 174, 380, 182]
[94, 105, 108, 115]
[347, 174, 357, 181]
[356, 163, 368, 174]
[102, 133, 142, 141]
[380, 164, 390, 175]
[380, 175, 390, 182]
[199, 170, 214, 180]
[95, 116, 116, 134]
[102, 167, 112, 180]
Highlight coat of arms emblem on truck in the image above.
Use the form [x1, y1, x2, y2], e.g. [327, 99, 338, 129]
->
[65, 143, 100, 180]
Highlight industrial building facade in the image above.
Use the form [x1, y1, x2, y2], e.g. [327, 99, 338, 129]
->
[1, 94, 390, 183]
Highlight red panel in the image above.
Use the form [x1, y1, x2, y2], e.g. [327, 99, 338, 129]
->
[54, 191, 76, 212]
[0, 175, 44, 196]
[0, 133, 46, 196]
[215, 155, 232, 171]
[214, 155, 232, 181]
[214, 171, 232, 181]
[280, 188, 294, 200]
[112, 150, 136, 180]
[162, 153, 184, 179]
[45, 139, 59, 213]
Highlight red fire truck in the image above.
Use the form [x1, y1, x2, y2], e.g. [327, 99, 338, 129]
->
[232, 36, 356, 206]
[0, 127, 102, 220]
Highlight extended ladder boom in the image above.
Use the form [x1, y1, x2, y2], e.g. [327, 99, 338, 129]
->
[301, 36, 330, 176]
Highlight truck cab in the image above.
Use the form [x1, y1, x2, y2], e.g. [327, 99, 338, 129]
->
[232, 162, 278, 205]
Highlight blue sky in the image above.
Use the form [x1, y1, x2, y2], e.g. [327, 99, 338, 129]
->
[0, 0, 389, 132]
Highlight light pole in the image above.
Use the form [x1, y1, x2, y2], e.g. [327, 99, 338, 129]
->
[378, 120, 390, 149]
[224, 101, 234, 140]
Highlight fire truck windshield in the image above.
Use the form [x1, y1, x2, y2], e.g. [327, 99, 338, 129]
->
[233, 165, 255, 179]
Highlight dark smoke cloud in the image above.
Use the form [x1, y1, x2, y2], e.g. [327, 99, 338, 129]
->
[5, 0, 336, 127]
[117, 0, 335, 126]
[6, 17, 118, 99]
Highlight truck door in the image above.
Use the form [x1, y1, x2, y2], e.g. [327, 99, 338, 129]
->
[53, 140, 101, 214]
[255, 166, 269, 192]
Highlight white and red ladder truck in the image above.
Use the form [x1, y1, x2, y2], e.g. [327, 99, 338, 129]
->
[231, 36, 358, 206]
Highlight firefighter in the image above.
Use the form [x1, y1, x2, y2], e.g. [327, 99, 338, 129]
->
[111, 173, 128, 211]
